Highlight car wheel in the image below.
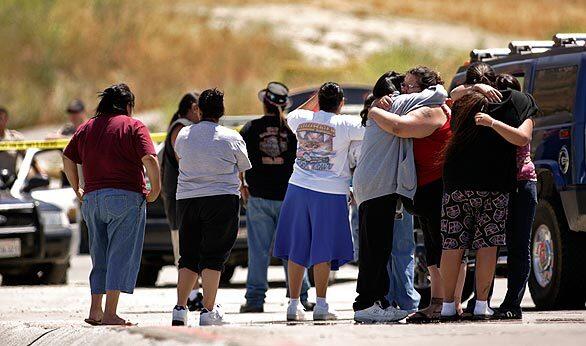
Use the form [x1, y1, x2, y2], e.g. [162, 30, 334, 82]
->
[136, 264, 161, 287]
[220, 265, 236, 285]
[1, 272, 38, 285]
[528, 199, 586, 309]
[42, 263, 69, 285]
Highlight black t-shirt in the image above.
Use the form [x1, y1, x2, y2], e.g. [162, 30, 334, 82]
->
[240, 115, 297, 200]
[443, 90, 539, 192]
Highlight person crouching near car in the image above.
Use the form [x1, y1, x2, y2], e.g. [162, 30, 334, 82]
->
[161, 92, 204, 311]
[239, 82, 315, 314]
[62, 83, 161, 326]
[273, 82, 364, 321]
[171, 88, 252, 326]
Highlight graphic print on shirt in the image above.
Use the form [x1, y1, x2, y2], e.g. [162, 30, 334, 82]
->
[259, 126, 288, 165]
[296, 122, 336, 171]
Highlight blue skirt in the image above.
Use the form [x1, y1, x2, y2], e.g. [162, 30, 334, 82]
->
[274, 184, 353, 271]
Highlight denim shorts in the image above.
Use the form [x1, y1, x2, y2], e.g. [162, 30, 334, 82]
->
[82, 188, 146, 294]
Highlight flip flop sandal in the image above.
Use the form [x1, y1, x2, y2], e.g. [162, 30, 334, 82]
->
[407, 311, 441, 324]
[84, 318, 102, 326]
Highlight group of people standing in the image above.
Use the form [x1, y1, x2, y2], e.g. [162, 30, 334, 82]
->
[58, 60, 539, 327]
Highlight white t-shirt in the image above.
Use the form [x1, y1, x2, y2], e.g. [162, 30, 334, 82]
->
[175, 121, 251, 199]
[287, 109, 364, 195]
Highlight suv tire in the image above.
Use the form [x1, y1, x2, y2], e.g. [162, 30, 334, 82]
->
[42, 263, 69, 285]
[529, 199, 586, 309]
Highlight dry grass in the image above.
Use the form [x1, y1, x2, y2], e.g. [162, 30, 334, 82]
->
[4, 0, 573, 128]
[203, 0, 585, 38]
[0, 0, 301, 128]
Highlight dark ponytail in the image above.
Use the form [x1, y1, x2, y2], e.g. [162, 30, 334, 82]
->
[95, 83, 135, 117]
[360, 71, 403, 127]
[465, 62, 496, 86]
[169, 92, 199, 126]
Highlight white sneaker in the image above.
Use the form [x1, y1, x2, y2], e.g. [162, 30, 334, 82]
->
[172, 306, 188, 326]
[200, 305, 226, 326]
[287, 302, 306, 321]
[354, 301, 409, 323]
[313, 303, 338, 321]
[385, 305, 410, 321]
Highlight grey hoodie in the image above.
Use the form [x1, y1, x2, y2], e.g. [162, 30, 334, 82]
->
[353, 85, 447, 206]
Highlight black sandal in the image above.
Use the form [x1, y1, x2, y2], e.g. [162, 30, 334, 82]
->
[407, 311, 441, 324]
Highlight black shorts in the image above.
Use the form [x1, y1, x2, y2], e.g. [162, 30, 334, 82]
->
[177, 194, 240, 273]
[441, 190, 509, 250]
[411, 179, 443, 267]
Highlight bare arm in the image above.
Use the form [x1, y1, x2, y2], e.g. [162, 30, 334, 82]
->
[475, 113, 533, 146]
[62, 155, 83, 201]
[451, 83, 502, 102]
[170, 125, 184, 149]
[239, 172, 249, 204]
[368, 106, 445, 139]
[142, 154, 161, 202]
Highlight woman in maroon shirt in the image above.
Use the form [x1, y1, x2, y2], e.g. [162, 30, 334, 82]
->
[63, 84, 160, 326]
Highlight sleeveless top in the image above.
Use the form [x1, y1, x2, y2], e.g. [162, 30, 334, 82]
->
[161, 118, 193, 200]
[413, 104, 452, 187]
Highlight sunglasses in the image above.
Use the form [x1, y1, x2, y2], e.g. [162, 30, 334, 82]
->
[401, 82, 420, 90]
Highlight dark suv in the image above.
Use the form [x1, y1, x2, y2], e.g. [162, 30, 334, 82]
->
[448, 33, 586, 309]
[0, 148, 73, 285]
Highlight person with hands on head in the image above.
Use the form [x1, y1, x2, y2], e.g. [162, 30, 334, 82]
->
[62, 83, 160, 326]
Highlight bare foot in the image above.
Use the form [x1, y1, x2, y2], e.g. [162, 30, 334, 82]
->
[88, 309, 103, 322]
[102, 314, 133, 326]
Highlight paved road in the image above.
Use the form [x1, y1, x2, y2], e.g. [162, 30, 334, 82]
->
[1, 255, 585, 346]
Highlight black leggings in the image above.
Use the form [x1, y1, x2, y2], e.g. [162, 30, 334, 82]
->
[412, 179, 443, 268]
[353, 194, 399, 311]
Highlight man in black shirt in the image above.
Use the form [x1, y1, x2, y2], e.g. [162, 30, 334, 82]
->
[239, 82, 313, 313]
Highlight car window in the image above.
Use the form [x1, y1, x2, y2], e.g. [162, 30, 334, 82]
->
[26, 150, 66, 189]
[532, 65, 578, 126]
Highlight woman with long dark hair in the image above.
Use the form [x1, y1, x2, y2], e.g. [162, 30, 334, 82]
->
[440, 64, 538, 320]
[451, 72, 538, 319]
[161, 92, 201, 310]
[63, 83, 160, 325]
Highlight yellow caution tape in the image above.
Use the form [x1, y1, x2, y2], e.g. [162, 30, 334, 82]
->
[0, 132, 168, 151]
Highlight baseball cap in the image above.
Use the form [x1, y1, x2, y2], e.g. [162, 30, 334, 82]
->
[66, 99, 85, 113]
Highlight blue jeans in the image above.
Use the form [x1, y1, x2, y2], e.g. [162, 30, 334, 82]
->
[386, 210, 420, 312]
[501, 180, 538, 309]
[82, 188, 146, 294]
[245, 196, 311, 307]
[351, 202, 420, 311]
